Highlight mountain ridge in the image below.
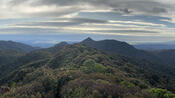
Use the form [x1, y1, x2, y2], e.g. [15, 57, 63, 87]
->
[1, 43, 175, 97]
[81, 38, 162, 64]
[0, 40, 39, 53]
[0, 38, 175, 97]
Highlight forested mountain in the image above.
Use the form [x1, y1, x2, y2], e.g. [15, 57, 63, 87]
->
[0, 50, 23, 66]
[81, 38, 162, 63]
[0, 42, 68, 78]
[151, 50, 175, 66]
[0, 39, 175, 98]
[0, 41, 39, 53]
[81, 38, 175, 67]
[134, 44, 175, 67]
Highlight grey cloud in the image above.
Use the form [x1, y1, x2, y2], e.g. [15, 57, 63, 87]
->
[16, 22, 78, 27]
[0, 27, 52, 32]
[91, 30, 159, 34]
[10, 0, 169, 15]
[113, 8, 133, 14]
[153, 7, 167, 13]
[71, 18, 107, 23]
[24, 7, 81, 18]
[14, 18, 108, 27]
[0, 27, 159, 35]
[109, 1, 168, 14]
[0, 27, 61, 34]
[10, 0, 28, 5]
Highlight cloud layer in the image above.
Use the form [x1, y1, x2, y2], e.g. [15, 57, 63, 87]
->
[0, 0, 173, 18]
[0, 0, 175, 44]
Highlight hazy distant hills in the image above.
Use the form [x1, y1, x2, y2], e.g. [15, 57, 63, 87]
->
[135, 43, 175, 66]
[0, 41, 40, 76]
[0, 41, 39, 53]
[151, 50, 175, 66]
[0, 41, 39, 70]
[23, 40, 77, 48]
[0, 38, 175, 97]
[135, 44, 175, 51]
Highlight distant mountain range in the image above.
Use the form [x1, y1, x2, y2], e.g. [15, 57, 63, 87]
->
[0, 38, 175, 97]
[81, 38, 175, 67]
[82, 38, 158, 61]
[22, 40, 78, 48]
[1, 38, 175, 67]
[0, 41, 39, 53]
[0, 41, 39, 69]
[134, 44, 175, 51]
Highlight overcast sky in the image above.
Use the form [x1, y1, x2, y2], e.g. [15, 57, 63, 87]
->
[0, 0, 175, 44]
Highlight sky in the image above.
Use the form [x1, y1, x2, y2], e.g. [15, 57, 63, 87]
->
[0, 0, 175, 46]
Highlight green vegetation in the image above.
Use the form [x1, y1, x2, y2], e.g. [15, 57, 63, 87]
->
[149, 88, 175, 98]
[80, 59, 113, 74]
[0, 40, 174, 98]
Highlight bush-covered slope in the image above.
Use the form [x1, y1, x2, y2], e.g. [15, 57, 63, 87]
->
[0, 44, 174, 98]
[81, 38, 161, 63]
[0, 50, 24, 77]
[151, 50, 175, 66]
[0, 50, 23, 66]
[0, 41, 67, 78]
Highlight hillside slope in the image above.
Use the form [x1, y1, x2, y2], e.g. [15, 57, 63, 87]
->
[0, 41, 39, 53]
[151, 50, 175, 66]
[0, 42, 68, 78]
[0, 44, 175, 98]
[81, 38, 161, 63]
[0, 50, 23, 66]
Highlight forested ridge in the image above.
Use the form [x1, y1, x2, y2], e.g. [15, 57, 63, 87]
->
[0, 38, 174, 98]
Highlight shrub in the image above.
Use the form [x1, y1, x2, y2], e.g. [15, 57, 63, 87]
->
[120, 81, 135, 88]
[149, 88, 175, 98]
[63, 87, 88, 98]
[81, 59, 113, 74]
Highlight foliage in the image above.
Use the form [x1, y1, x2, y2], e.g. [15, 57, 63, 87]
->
[0, 43, 174, 98]
[80, 59, 113, 74]
[150, 88, 175, 98]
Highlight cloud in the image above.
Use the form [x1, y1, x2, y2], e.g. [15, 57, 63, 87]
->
[0, 0, 174, 44]
[2, 16, 173, 36]
[113, 8, 133, 14]
[0, 0, 81, 19]
[71, 18, 107, 23]
[91, 30, 159, 34]
[6, 0, 172, 18]
[0, 27, 59, 34]
[9, 18, 107, 27]
[152, 7, 167, 13]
